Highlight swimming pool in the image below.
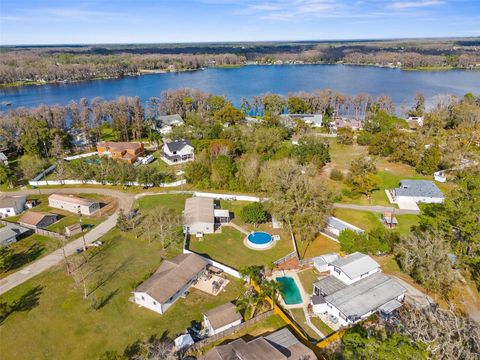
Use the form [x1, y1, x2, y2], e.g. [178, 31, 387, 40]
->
[247, 231, 273, 250]
[276, 276, 303, 305]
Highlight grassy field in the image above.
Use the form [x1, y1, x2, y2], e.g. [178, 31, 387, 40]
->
[189, 226, 293, 269]
[333, 208, 382, 232]
[136, 193, 191, 212]
[297, 268, 320, 293]
[0, 206, 245, 360]
[310, 316, 334, 337]
[297, 234, 340, 259]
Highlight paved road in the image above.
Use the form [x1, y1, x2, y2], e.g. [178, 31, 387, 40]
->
[0, 188, 135, 295]
[333, 203, 420, 215]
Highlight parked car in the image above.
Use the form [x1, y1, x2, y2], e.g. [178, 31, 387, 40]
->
[142, 154, 154, 165]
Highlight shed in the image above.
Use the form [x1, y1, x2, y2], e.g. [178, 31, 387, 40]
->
[203, 302, 242, 336]
[65, 223, 82, 237]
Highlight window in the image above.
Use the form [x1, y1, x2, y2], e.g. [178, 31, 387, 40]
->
[334, 267, 341, 276]
[141, 296, 145, 301]
[153, 301, 157, 305]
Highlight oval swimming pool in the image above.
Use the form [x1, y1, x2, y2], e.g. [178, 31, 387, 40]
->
[247, 231, 273, 250]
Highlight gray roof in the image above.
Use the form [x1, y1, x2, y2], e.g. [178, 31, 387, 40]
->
[0, 223, 30, 243]
[165, 139, 193, 153]
[184, 197, 214, 225]
[314, 275, 347, 296]
[156, 114, 184, 126]
[0, 152, 7, 161]
[394, 180, 444, 198]
[265, 328, 316, 359]
[328, 216, 364, 233]
[313, 253, 340, 268]
[311, 294, 326, 305]
[0, 227, 17, 242]
[330, 252, 380, 280]
[325, 272, 406, 319]
[135, 253, 208, 304]
[379, 299, 403, 314]
[204, 302, 242, 331]
[0, 195, 26, 209]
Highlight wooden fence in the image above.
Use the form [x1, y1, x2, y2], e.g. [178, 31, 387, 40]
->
[187, 310, 273, 352]
[0, 219, 66, 241]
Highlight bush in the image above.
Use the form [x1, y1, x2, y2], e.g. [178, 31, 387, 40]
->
[356, 130, 372, 146]
[240, 202, 268, 225]
[336, 128, 354, 145]
[330, 168, 344, 181]
[339, 227, 396, 254]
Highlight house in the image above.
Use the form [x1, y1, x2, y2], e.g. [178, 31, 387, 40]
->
[19, 211, 58, 229]
[65, 223, 82, 237]
[0, 223, 30, 246]
[133, 253, 208, 315]
[97, 141, 145, 164]
[325, 216, 364, 238]
[0, 195, 26, 218]
[311, 252, 406, 326]
[382, 212, 398, 228]
[152, 114, 184, 135]
[313, 253, 340, 272]
[330, 117, 363, 133]
[201, 327, 316, 360]
[183, 197, 230, 235]
[0, 152, 8, 166]
[282, 113, 323, 127]
[390, 180, 444, 209]
[48, 194, 100, 216]
[203, 302, 243, 336]
[407, 116, 424, 129]
[162, 139, 194, 164]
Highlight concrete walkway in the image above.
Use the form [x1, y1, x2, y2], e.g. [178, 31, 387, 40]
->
[303, 307, 326, 339]
[224, 222, 250, 235]
[333, 203, 420, 215]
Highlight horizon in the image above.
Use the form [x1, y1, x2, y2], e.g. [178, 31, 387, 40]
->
[2, 0, 480, 45]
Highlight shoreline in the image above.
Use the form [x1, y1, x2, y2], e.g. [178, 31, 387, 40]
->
[1, 63, 478, 90]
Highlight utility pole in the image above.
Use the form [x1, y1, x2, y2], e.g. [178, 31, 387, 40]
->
[61, 238, 71, 274]
[78, 206, 87, 251]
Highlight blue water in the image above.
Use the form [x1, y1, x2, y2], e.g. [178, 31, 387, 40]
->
[1, 65, 480, 109]
[276, 276, 303, 305]
[247, 231, 273, 245]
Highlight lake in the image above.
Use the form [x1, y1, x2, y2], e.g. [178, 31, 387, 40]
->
[1, 64, 480, 109]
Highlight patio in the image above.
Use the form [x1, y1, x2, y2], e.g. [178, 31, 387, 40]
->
[192, 274, 230, 296]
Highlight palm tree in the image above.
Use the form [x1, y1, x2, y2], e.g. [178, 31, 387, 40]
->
[261, 280, 281, 310]
[239, 265, 262, 285]
[235, 293, 263, 320]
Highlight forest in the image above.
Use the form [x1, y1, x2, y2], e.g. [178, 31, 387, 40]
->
[1, 38, 479, 86]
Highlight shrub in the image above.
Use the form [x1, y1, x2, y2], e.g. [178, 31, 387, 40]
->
[330, 168, 344, 181]
[240, 202, 268, 225]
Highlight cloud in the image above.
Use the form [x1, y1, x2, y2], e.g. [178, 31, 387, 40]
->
[238, 0, 341, 20]
[389, 1, 445, 10]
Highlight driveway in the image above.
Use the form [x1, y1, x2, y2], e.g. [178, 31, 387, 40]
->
[0, 188, 135, 295]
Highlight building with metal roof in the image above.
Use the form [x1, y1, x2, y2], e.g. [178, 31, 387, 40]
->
[183, 197, 230, 235]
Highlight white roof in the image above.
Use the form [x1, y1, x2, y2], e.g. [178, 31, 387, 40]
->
[330, 252, 380, 280]
[174, 334, 194, 350]
[214, 209, 230, 218]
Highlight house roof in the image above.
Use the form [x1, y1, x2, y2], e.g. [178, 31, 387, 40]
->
[184, 197, 214, 225]
[204, 302, 242, 331]
[135, 253, 208, 304]
[0, 195, 26, 209]
[0, 227, 17, 242]
[0, 152, 7, 161]
[330, 252, 380, 280]
[201, 328, 314, 360]
[156, 114, 184, 126]
[19, 211, 57, 227]
[327, 216, 364, 233]
[314, 275, 348, 296]
[97, 141, 143, 152]
[325, 272, 406, 319]
[394, 180, 444, 198]
[313, 253, 340, 269]
[282, 113, 323, 124]
[165, 139, 193, 153]
[49, 193, 98, 207]
[0, 223, 30, 238]
[65, 223, 82, 232]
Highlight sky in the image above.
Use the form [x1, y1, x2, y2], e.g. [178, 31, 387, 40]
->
[1, 0, 480, 45]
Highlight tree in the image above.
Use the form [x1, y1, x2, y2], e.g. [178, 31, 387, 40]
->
[211, 155, 235, 189]
[140, 208, 182, 248]
[339, 228, 398, 254]
[213, 103, 244, 125]
[292, 135, 330, 169]
[240, 202, 268, 226]
[329, 168, 344, 181]
[116, 209, 130, 232]
[261, 280, 280, 310]
[409, 92, 426, 117]
[250, 126, 286, 159]
[347, 157, 379, 198]
[18, 154, 47, 180]
[336, 127, 354, 145]
[395, 229, 454, 294]
[0, 163, 16, 188]
[416, 144, 441, 175]
[235, 292, 264, 320]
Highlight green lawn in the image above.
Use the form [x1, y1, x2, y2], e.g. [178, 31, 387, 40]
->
[328, 141, 368, 171]
[394, 214, 420, 237]
[289, 308, 322, 342]
[297, 234, 340, 259]
[0, 226, 245, 360]
[310, 316, 335, 337]
[136, 193, 191, 213]
[189, 227, 294, 269]
[333, 208, 382, 232]
[297, 268, 320, 293]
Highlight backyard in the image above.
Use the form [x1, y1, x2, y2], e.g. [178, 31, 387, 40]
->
[296, 234, 340, 260]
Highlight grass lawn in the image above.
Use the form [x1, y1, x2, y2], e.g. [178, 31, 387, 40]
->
[0, 227, 245, 360]
[328, 141, 368, 172]
[333, 208, 382, 232]
[297, 234, 340, 260]
[297, 268, 320, 293]
[394, 214, 419, 237]
[189, 227, 294, 269]
[310, 316, 334, 337]
[136, 193, 191, 213]
[289, 308, 322, 342]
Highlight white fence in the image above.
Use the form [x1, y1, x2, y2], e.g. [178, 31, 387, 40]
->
[29, 179, 186, 187]
[183, 247, 242, 278]
[63, 152, 98, 161]
[192, 191, 262, 202]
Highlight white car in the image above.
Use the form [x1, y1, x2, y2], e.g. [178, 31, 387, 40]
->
[142, 154, 154, 165]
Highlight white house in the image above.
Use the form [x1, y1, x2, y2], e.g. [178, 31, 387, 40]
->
[133, 253, 208, 315]
[48, 194, 100, 216]
[282, 113, 323, 127]
[313, 253, 340, 272]
[0, 195, 26, 218]
[153, 114, 184, 135]
[203, 302, 242, 336]
[162, 139, 194, 165]
[183, 197, 230, 236]
[311, 252, 406, 326]
[389, 180, 444, 210]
